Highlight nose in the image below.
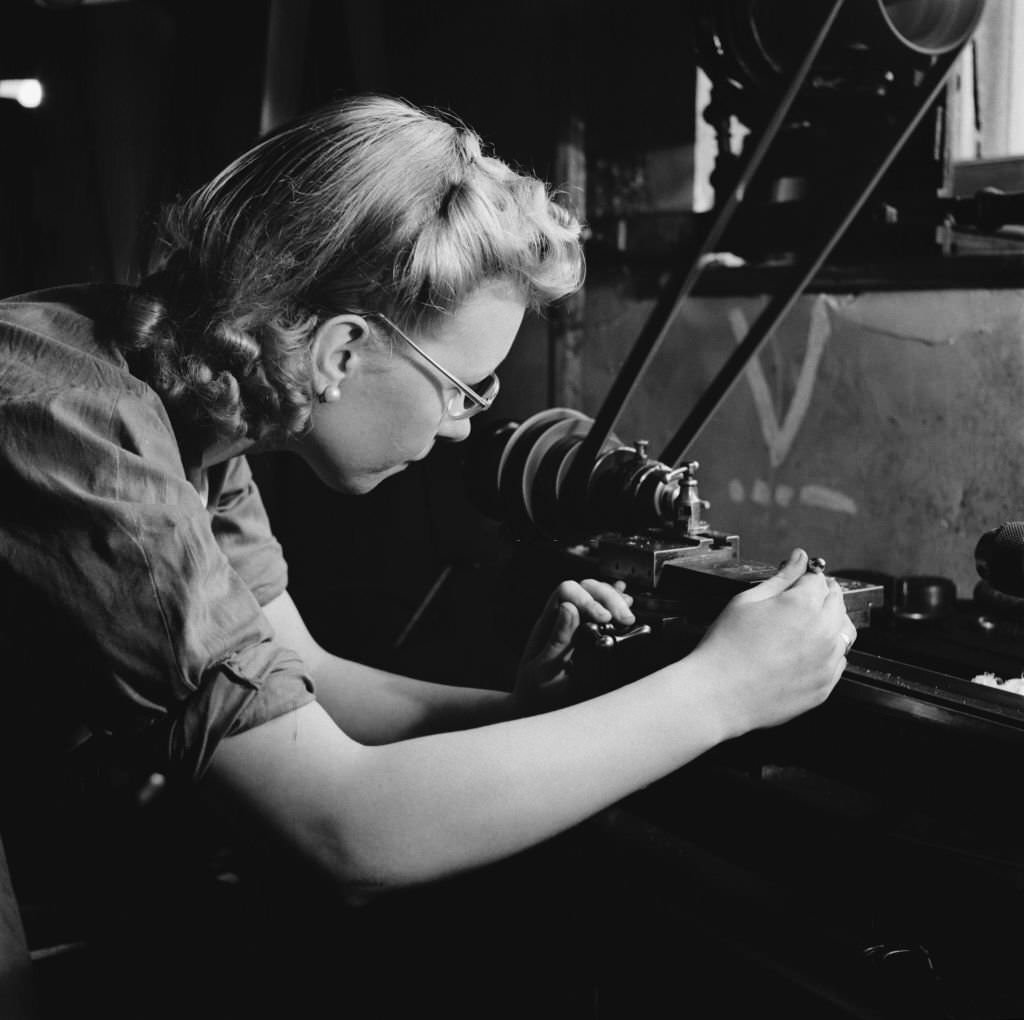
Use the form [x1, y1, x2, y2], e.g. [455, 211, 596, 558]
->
[436, 415, 472, 443]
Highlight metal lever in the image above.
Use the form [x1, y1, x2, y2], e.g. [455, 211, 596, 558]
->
[583, 622, 654, 650]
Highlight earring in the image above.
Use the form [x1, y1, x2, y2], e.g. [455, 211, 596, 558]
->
[318, 384, 342, 404]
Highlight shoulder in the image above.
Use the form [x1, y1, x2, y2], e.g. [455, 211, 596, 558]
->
[0, 284, 179, 452]
[0, 283, 146, 396]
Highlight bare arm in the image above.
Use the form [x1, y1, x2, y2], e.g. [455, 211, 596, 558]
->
[204, 662, 729, 902]
[204, 550, 853, 900]
[263, 589, 510, 742]
[261, 580, 634, 743]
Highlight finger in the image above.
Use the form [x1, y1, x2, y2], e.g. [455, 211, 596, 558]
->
[554, 580, 618, 623]
[781, 568, 835, 606]
[825, 583, 857, 652]
[825, 630, 853, 689]
[546, 581, 611, 624]
[737, 548, 808, 603]
[578, 579, 636, 624]
[553, 578, 633, 609]
[838, 619, 858, 652]
[822, 576, 849, 613]
[534, 602, 580, 666]
[547, 601, 579, 654]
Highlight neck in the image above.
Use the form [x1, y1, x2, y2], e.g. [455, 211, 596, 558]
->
[201, 434, 256, 469]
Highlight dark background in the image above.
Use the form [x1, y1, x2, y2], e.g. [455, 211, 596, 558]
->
[0, 0, 697, 685]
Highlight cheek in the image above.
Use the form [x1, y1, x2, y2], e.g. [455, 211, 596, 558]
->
[358, 374, 442, 456]
[300, 366, 442, 486]
[378, 374, 443, 437]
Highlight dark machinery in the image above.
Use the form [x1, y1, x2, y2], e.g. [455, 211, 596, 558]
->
[693, 0, 1019, 262]
[467, 0, 1019, 735]
[467, 3, 1024, 1017]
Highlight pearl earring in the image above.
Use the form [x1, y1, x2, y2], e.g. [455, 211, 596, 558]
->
[318, 384, 342, 404]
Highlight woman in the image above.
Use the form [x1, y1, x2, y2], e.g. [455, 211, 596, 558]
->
[0, 94, 853, 1015]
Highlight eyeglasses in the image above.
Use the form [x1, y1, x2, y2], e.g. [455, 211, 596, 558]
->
[374, 313, 500, 420]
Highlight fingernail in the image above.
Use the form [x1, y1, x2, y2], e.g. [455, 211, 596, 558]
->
[780, 549, 801, 569]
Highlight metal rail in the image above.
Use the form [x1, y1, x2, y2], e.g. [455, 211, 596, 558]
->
[660, 45, 967, 465]
[561, 0, 849, 508]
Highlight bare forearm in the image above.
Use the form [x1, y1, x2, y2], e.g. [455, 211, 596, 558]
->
[311, 659, 726, 891]
[311, 652, 514, 743]
[264, 592, 516, 742]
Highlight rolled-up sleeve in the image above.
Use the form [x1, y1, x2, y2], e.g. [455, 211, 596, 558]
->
[0, 379, 315, 781]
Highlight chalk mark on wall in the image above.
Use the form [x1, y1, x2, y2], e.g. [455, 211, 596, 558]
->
[799, 484, 858, 514]
[727, 297, 857, 515]
[727, 477, 859, 515]
[728, 299, 830, 469]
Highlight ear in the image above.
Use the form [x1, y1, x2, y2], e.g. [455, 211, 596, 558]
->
[309, 313, 371, 392]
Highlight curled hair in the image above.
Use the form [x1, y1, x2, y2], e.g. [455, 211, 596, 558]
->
[122, 94, 584, 443]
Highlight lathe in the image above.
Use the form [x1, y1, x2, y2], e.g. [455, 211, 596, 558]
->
[462, 0, 1024, 1013]
[468, 406, 1024, 1020]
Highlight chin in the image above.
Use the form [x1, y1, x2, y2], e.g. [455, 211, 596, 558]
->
[335, 464, 409, 495]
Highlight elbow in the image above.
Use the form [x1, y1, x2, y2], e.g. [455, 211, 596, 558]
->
[334, 860, 438, 908]
[338, 873, 411, 908]
[314, 827, 429, 907]
[338, 876, 390, 908]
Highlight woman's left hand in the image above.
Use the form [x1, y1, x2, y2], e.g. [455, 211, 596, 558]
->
[512, 578, 635, 715]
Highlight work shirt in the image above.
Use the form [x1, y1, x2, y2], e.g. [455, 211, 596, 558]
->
[0, 285, 316, 787]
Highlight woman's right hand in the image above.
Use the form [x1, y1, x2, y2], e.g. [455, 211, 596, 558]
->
[685, 548, 855, 740]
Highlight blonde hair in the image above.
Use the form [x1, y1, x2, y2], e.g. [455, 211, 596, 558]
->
[122, 94, 584, 442]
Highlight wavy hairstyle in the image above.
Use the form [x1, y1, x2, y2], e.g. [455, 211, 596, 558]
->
[121, 94, 584, 443]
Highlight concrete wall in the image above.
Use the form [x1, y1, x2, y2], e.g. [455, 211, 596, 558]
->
[553, 285, 1024, 597]
[498, 283, 1024, 598]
